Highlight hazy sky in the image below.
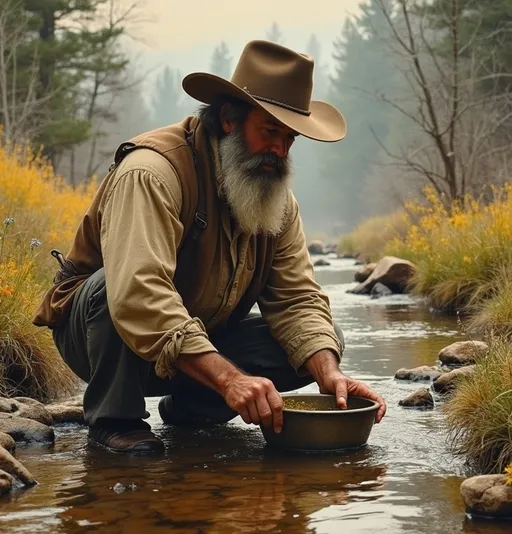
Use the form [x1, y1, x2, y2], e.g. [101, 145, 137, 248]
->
[128, 0, 363, 81]
[139, 0, 361, 51]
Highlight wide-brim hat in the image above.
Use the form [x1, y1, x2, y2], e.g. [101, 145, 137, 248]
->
[182, 40, 347, 143]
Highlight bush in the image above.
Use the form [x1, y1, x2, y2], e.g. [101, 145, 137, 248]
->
[0, 143, 95, 401]
[337, 210, 409, 262]
[444, 336, 512, 474]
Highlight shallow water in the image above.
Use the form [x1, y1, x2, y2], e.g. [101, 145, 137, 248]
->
[1, 258, 510, 533]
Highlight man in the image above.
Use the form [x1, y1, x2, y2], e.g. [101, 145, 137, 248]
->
[33, 40, 386, 455]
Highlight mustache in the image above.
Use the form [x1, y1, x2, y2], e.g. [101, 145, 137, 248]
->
[228, 128, 289, 179]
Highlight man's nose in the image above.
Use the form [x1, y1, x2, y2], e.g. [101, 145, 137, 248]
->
[271, 137, 288, 159]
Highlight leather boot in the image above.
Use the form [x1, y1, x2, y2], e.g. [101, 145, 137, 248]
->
[88, 420, 164, 455]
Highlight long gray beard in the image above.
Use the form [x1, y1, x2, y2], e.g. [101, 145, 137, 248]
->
[218, 129, 292, 236]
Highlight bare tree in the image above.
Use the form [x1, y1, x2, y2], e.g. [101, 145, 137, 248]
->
[372, 0, 512, 206]
[0, 0, 51, 147]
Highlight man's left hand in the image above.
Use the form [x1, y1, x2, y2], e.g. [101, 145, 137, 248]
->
[305, 349, 387, 423]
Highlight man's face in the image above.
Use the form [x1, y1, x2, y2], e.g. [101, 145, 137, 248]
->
[217, 106, 296, 235]
[223, 107, 298, 179]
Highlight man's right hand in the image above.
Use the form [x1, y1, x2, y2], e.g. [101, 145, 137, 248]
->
[222, 374, 284, 433]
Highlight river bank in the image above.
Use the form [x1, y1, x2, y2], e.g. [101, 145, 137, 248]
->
[336, 187, 512, 482]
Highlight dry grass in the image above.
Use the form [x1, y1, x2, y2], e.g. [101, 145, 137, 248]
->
[444, 336, 512, 473]
[337, 210, 410, 262]
[0, 142, 95, 401]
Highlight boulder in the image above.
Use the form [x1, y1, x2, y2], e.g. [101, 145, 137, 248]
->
[370, 282, 393, 299]
[46, 403, 84, 425]
[0, 469, 14, 496]
[307, 240, 326, 255]
[348, 256, 416, 295]
[438, 341, 488, 366]
[461, 475, 512, 519]
[395, 365, 444, 382]
[314, 258, 331, 267]
[398, 387, 434, 409]
[0, 397, 53, 426]
[432, 365, 475, 394]
[0, 432, 15, 453]
[354, 263, 377, 283]
[325, 243, 337, 254]
[0, 446, 37, 486]
[0, 414, 54, 443]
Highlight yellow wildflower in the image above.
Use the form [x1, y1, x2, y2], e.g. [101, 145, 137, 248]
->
[505, 464, 512, 486]
[463, 256, 472, 264]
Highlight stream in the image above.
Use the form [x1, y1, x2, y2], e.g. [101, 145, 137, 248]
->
[0, 258, 510, 533]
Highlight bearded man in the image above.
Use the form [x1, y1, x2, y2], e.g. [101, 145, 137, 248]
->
[33, 40, 386, 455]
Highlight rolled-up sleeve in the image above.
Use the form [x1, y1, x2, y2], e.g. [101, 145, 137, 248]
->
[258, 195, 342, 374]
[100, 161, 216, 379]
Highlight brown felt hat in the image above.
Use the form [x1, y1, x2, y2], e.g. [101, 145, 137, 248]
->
[182, 40, 347, 142]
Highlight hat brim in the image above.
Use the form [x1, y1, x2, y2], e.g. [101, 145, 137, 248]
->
[182, 72, 347, 143]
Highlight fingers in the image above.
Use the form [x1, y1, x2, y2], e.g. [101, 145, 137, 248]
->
[266, 389, 284, 433]
[347, 379, 387, 423]
[335, 379, 348, 409]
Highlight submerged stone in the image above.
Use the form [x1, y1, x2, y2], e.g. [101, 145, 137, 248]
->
[395, 365, 443, 382]
[432, 365, 475, 394]
[0, 446, 37, 486]
[0, 469, 14, 495]
[0, 397, 53, 426]
[0, 414, 54, 444]
[438, 341, 488, 366]
[0, 432, 15, 453]
[398, 387, 434, 409]
[461, 475, 512, 519]
[45, 403, 84, 425]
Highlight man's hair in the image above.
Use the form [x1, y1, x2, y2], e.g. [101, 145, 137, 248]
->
[198, 96, 253, 137]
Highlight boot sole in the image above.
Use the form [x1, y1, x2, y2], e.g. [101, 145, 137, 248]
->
[87, 436, 165, 456]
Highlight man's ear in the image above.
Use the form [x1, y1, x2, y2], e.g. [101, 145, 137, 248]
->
[220, 103, 234, 134]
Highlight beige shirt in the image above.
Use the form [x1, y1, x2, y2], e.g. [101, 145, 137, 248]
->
[99, 143, 342, 378]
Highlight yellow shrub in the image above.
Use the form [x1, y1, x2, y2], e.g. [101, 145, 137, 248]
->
[337, 210, 410, 262]
[0, 143, 96, 400]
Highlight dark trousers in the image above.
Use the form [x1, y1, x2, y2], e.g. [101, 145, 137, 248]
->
[53, 268, 343, 427]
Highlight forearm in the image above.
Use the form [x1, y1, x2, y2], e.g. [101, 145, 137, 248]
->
[176, 351, 243, 396]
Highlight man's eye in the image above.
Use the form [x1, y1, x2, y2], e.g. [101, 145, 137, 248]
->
[263, 128, 277, 136]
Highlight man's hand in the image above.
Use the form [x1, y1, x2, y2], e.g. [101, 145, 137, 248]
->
[222, 374, 284, 434]
[305, 349, 387, 423]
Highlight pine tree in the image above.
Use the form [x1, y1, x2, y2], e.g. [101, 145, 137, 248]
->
[266, 22, 284, 44]
[18, 1, 131, 169]
[151, 66, 184, 127]
[210, 42, 232, 79]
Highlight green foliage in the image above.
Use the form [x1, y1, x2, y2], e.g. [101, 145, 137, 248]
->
[425, 0, 512, 92]
[2, 0, 131, 166]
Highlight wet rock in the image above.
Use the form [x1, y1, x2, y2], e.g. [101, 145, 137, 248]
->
[0, 469, 14, 495]
[0, 414, 54, 443]
[308, 240, 326, 255]
[0, 446, 37, 486]
[370, 282, 393, 299]
[398, 387, 434, 409]
[461, 475, 512, 519]
[325, 243, 337, 254]
[354, 263, 377, 283]
[46, 403, 84, 424]
[0, 397, 53, 426]
[432, 365, 475, 394]
[314, 258, 331, 267]
[438, 341, 488, 366]
[0, 432, 15, 453]
[395, 365, 443, 382]
[348, 256, 416, 295]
